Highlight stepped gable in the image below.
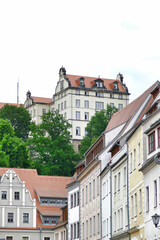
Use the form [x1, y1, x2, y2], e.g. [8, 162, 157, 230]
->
[105, 81, 159, 132]
[66, 74, 127, 92]
[31, 96, 52, 104]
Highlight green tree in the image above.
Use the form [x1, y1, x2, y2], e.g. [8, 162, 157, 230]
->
[0, 119, 30, 168]
[27, 110, 80, 176]
[0, 104, 32, 141]
[79, 104, 118, 157]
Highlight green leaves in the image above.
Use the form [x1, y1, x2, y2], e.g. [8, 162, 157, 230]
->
[79, 104, 118, 157]
[0, 105, 32, 141]
[27, 111, 80, 176]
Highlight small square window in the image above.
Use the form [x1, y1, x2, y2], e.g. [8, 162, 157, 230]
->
[76, 90, 80, 95]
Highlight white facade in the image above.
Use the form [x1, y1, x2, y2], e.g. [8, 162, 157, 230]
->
[141, 107, 160, 240]
[67, 182, 80, 240]
[24, 67, 130, 151]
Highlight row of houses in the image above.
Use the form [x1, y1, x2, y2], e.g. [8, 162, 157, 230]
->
[67, 80, 160, 240]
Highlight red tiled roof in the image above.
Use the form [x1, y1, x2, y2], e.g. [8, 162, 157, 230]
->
[106, 81, 159, 132]
[0, 168, 72, 229]
[0, 102, 22, 109]
[66, 74, 127, 93]
[31, 96, 53, 104]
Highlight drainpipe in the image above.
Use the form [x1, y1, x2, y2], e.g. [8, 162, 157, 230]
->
[40, 227, 42, 240]
[126, 142, 131, 240]
[110, 165, 112, 239]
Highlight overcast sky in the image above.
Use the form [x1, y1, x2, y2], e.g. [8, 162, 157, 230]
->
[0, 0, 160, 104]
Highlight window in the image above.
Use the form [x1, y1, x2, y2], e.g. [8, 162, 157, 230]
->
[96, 92, 103, 97]
[71, 194, 73, 208]
[77, 222, 80, 238]
[84, 100, 89, 108]
[6, 238, 13, 240]
[146, 186, 149, 212]
[110, 94, 114, 98]
[76, 111, 80, 120]
[82, 222, 85, 240]
[74, 223, 76, 239]
[93, 179, 95, 199]
[95, 101, 104, 109]
[118, 94, 123, 99]
[2, 191, 7, 200]
[58, 104, 60, 111]
[55, 233, 59, 240]
[97, 176, 100, 196]
[71, 224, 73, 240]
[138, 142, 140, 165]
[64, 101, 66, 109]
[22, 237, 29, 240]
[93, 216, 96, 235]
[86, 185, 88, 204]
[133, 148, 136, 170]
[86, 220, 88, 239]
[76, 127, 80, 136]
[90, 218, 92, 237]
[74, 193, 76, 207]
[97, 213, 100, 233]
[76, 90, 80, 95]
[148, 131, 155, 153]
[77, 191, 79, 206]
[14, 192, 20, 200]
[114, 175, 117, 193]
[23, 213, 29, 223]
[139, 188, 142, 213]
[61, 102, 63, 110]
[85, 112, 89, 120]
[154, 180, 157, 208]
[42, 108, 46, 114]
[131, 196, 134, 218]
[120, 208, 123, 229]
[123, 167, 126, 186]
[60, 80, 64, 90]
[110, 103, 114, 108]
[118, 104, 123, 110]
[44, 238, 50, 240]
[8, 213, 14, 223]
[89, 182, 91, 201]
[114, 212, 116, 232]
[118, 172, 121, 191]
[96, 81, 103, 88]
[64, 112, 67, 119]
[130, 152, 132, 173]
[82, 189, 84, 206]
[102, 182, 106, 199]
[80, 78, 84, 86]
[158, 128, 160, 147]
[114, 82, 118, 90]
[85, 91, 89, 96]
[76, 99, 80, 107]
[134, 193, 137, 217]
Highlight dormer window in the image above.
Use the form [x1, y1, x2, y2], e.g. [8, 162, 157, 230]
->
[113, 82, 119, 90]
[96, 81, 103, 88]
[79, 77, 85, 86]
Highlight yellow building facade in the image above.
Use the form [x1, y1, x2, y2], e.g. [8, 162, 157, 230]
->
[128, 124, 145, 240]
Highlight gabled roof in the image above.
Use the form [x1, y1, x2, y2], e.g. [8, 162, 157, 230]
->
[105, 81, 159, 133]
[66, 74, 128, 93]
[31, 96, 53, 104]
[0, 102, 22, 109]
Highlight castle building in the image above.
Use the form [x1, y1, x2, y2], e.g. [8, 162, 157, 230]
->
[24, 67, 130, 151]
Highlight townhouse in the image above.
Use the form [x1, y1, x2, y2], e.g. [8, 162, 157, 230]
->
[139, 85, 160, 240]
[0, 168, 72, 240]
[24, 67, 129, 151]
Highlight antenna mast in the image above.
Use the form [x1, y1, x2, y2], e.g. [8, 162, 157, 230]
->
[17, 79, 19, 104]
